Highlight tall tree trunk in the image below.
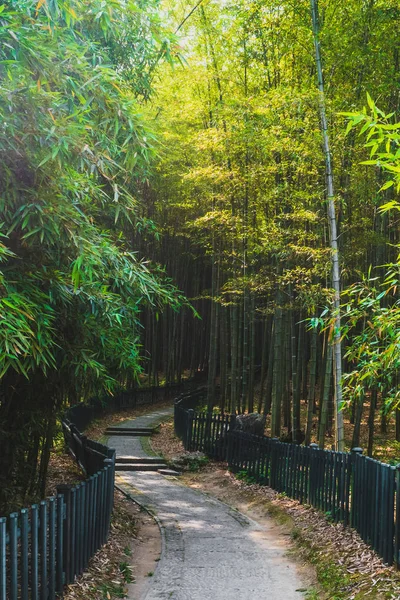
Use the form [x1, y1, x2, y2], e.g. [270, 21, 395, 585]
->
[310, 0, 344, 450]
[305, 326, 318, 445]
[283, 313, 291, 431]
[351, 392, 365, 449]
[258, 317, 270, 413]
[263, 320, 275, 415]
[319, 342, 333, 449]
[367, 388, 377, 457]
[219, 306, 228, 413]
[291, 313, 301, 443]
[207, 250, 219, 410]
[248, 295, 256, 413]
[295, 317, 305, 420]
[237, 300, 244, 413]
[271, 292, 283, 437]
[231, 302, 239, 413]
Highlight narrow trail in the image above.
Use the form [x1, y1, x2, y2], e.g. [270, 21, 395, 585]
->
[108, 408, 308, 600]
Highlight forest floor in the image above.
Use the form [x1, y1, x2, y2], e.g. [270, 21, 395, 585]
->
[151, 419, 400, 600]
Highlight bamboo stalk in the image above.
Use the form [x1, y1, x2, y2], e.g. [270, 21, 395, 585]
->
[310, 0, 344, 450]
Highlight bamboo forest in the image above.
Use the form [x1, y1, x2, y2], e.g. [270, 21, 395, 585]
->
[1, 0, 400, 598]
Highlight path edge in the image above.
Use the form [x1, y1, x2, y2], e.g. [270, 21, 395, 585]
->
[114, 479, 166, 591]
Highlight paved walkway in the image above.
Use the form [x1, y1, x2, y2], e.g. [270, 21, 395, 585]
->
[109, 409, 308, 600]
[107, 407, 173, 458]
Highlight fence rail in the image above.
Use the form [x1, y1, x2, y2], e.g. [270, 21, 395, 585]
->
[174, 397, 400, 567]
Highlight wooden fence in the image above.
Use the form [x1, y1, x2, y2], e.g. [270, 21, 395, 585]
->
[174, 396, 400, 567]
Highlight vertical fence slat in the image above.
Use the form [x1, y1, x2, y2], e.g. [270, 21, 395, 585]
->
[92, 474, 99, 555]
[31, 504, 39, 600]
[70, 488, 77, 581]
[49, 497, 56, 599]
[83, 480, 90, 570]
[0, 518, 6, 600]
[395, 465, 400, 568]
[56, 495, 64, 593]
[40, 501, 48, 600]
[9, 512, 18, 600]
[21, 508, 29, 600]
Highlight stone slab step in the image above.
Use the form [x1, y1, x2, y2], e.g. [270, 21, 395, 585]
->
[115, 463, 166, 472]
[106, 426, 155, 432]
[158, 469, 181, 476]
[116, 456, 164, 464]
[105, 429, 154, 436]
[106, 426, 155, 431]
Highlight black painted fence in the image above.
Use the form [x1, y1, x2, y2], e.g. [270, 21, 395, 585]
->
[0, 377, 205, 599]
[174, 397, 400, 567]
[0, 419, 115, 599]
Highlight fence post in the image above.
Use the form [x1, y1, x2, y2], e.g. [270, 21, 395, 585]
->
[270, 438, 279, 489]
[186, 409, 194, 451]
[227, 414, 236, 464]
[80, 435, 88, 472]
[351, 447, 362, 528]
[309, 443, 319, 506]
[56, 484, 74, 585]
[395, 464, 400, 569]
[103, 458, 115, 537]
[56, 494, 64, 593]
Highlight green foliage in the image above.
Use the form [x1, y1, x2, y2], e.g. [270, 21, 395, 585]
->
[342, 270, 400, 412]
[341, 97, 400, 199]
[0, 0, 183, 510]
[340, 99, 400, 413]
[235, 470, 256, 484]
[0, 0, 183, 393]
[119, 561, 134, 584]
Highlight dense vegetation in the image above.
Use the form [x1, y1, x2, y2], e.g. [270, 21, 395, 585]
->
[0, 0, 184, 511]
[1, 0, 399, 512]
[138, 0, 399, 450]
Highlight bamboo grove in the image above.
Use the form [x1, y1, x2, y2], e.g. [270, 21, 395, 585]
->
[0, 0, 185, 512]
[138, 0, 400, 452]
[1, 0, 400, 512]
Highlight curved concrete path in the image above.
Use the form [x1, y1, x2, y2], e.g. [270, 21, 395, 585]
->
[109, 409, 307, 600]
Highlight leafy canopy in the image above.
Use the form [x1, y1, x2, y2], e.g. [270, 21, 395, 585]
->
[0, 0, 183, 398]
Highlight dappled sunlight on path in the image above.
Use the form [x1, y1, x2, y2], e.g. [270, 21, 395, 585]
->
[113, 408, 308, 600]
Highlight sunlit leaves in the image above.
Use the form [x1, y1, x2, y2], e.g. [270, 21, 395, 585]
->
[340, 95, 400, 194]
[0, 0, 183, 400]
[341, 272, 400, 411]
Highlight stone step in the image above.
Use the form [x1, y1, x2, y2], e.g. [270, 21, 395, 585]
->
[116, 456, 164, 464]
[106, 426, 155, 432]
[157, 468, 181, 476]
[105, 428, 154, 436]
[115, 463, 167, 472]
